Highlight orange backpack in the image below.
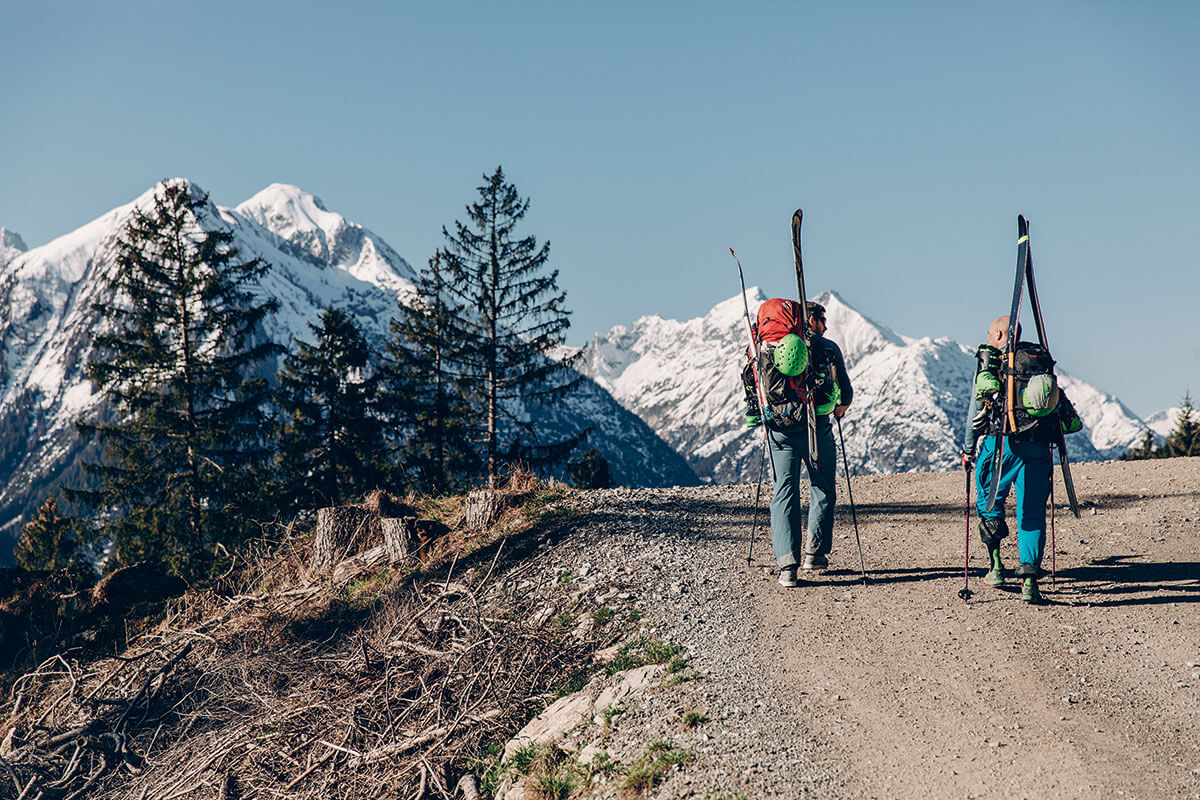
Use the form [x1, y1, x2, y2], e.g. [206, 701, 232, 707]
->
[756, 298, 803, 343]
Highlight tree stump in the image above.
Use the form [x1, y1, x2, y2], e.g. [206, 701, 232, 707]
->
[310, 506, 373, 574]
[463, 489, 503, 530]
[380, 516, 416, 563]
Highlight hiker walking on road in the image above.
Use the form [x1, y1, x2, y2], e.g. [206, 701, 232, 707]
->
[962, 316, 1082, 603]
[742, 299, 852, 587]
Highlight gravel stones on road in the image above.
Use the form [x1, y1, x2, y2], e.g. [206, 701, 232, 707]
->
[524, 459, 1200, 799]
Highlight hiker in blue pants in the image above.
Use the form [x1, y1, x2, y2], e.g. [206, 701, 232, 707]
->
[962, 316, 1082, 603]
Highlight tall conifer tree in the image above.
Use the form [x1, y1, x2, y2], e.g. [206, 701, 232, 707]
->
[69, 180, 280, 577]
[1161, 391, 1200, 458]
[277, 306, 390, 507]
[14, 496, 82, 571]
[438, 167, 582, 483]
[382, 255, 478, 493]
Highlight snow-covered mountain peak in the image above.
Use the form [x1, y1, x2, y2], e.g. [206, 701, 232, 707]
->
[579, 288, 1151, 482]
[236, 183, 416, 295]
[705, 286, 766, 332]
[0, 228, 27, 266]
[237, 183, 337, 239]
[810, 289, 908, 363]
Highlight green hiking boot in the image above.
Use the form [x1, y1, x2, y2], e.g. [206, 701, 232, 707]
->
[984, 548, 1005, 587]
[1021, 577, 1041, 603]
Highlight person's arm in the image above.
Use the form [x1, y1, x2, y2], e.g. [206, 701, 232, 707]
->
[829, 341, 852, 418]
[963, 345, 997, 461]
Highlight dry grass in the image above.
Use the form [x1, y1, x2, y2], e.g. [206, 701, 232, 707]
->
[0, 471, 597, 800]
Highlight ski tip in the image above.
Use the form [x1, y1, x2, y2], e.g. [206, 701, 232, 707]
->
[792, 209, 803, 222]
[729, 246, 736, 255]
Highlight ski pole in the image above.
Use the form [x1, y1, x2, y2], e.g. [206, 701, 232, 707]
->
[959, 452, 974, 601]
[730, 247, 777, 484]
[747, 433, 767, 566]
[1049, 452, 1056, 592]
[834, 415, 867, 584]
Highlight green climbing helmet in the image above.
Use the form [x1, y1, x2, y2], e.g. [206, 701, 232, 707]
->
[1022, 373, 1060, 417]
[772, 333, 809, 376]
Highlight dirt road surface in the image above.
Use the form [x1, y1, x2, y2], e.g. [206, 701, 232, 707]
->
[573, 457, 1200, 799]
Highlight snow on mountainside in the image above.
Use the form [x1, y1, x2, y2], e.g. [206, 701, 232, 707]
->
[581, 289, 1152, 483]
[235, 184, 416, 298]
[0, 228, 26, 268]
[0, 179, 694, 563]
[1145, 405, 1199, 443]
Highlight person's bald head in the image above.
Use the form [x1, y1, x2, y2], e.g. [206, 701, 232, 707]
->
[987, 316, 1021, 348]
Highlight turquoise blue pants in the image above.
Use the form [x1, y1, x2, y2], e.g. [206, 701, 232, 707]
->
[975, 435, 1053, 570]
[767, 422, 837, 569]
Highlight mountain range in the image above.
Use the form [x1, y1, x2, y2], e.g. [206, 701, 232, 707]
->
[0, 180, 1162, 564]
[0, 180, 694, 562]
[578, 288, 1152, 484]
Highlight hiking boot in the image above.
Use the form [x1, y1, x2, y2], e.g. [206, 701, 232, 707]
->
[801, 553, 828, 571]
[984, 547, 1005, 587]
[1021, 577, 1041, 603]
[778, 566, 798, 588]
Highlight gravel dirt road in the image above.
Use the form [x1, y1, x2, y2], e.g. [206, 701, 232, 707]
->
[564, 457, 1200, 799]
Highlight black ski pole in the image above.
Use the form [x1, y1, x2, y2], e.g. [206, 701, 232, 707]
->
[747, 433, 767, 565]
[1049, 452, 1057, 592]
[834, 415, 867, 584]
[959, 453, 974, 601]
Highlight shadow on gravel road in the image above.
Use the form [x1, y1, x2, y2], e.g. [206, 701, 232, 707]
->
[1054, 556, 1200, 606]
[1074, 489, 1200, 509]
[798, 566, 961, 586]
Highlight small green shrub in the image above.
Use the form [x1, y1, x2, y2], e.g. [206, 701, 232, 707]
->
[607, 637, 683, 674]
[621, 740, 694, 794]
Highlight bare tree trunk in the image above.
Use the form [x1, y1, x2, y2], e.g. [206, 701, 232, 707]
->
[380, 516, 417, 562]
[310, 506, 372, 574]
[463, 489, 502, 530]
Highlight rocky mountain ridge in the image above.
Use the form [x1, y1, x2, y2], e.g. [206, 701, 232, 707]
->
[579, 288, 1152, 483]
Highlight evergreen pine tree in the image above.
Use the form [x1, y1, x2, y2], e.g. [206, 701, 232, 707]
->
[276, 306, 390, 508]
[438, 166, 583, 483]
[568, 448, 613, 489]
[68, 180, 280, 578]
[1123, 430, 1156, 461]
[14, 496, 82, 571]
[381, 255, 479, 493]
[1161, 391, 1200, 458]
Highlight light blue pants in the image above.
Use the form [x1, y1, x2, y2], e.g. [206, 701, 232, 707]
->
[767, 422, 837, 569]
[975, 435, 1053, 572]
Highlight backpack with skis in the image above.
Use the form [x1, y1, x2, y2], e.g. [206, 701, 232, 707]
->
[973, 340, 1079, 438]
[745, 298, 810, 432]
[740, 297, 842, 431]
[981, 215, 1083, 518]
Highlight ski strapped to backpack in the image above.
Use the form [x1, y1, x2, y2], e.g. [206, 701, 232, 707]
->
[730, 247, 776, 566]
[982, 215, 1081, 518]
[791, 209, 820, 469]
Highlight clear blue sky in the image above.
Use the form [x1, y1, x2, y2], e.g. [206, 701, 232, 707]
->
[3, 1, 1197, 417]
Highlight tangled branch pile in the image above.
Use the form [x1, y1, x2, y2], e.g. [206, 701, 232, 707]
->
[1, 478, 605, 800]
